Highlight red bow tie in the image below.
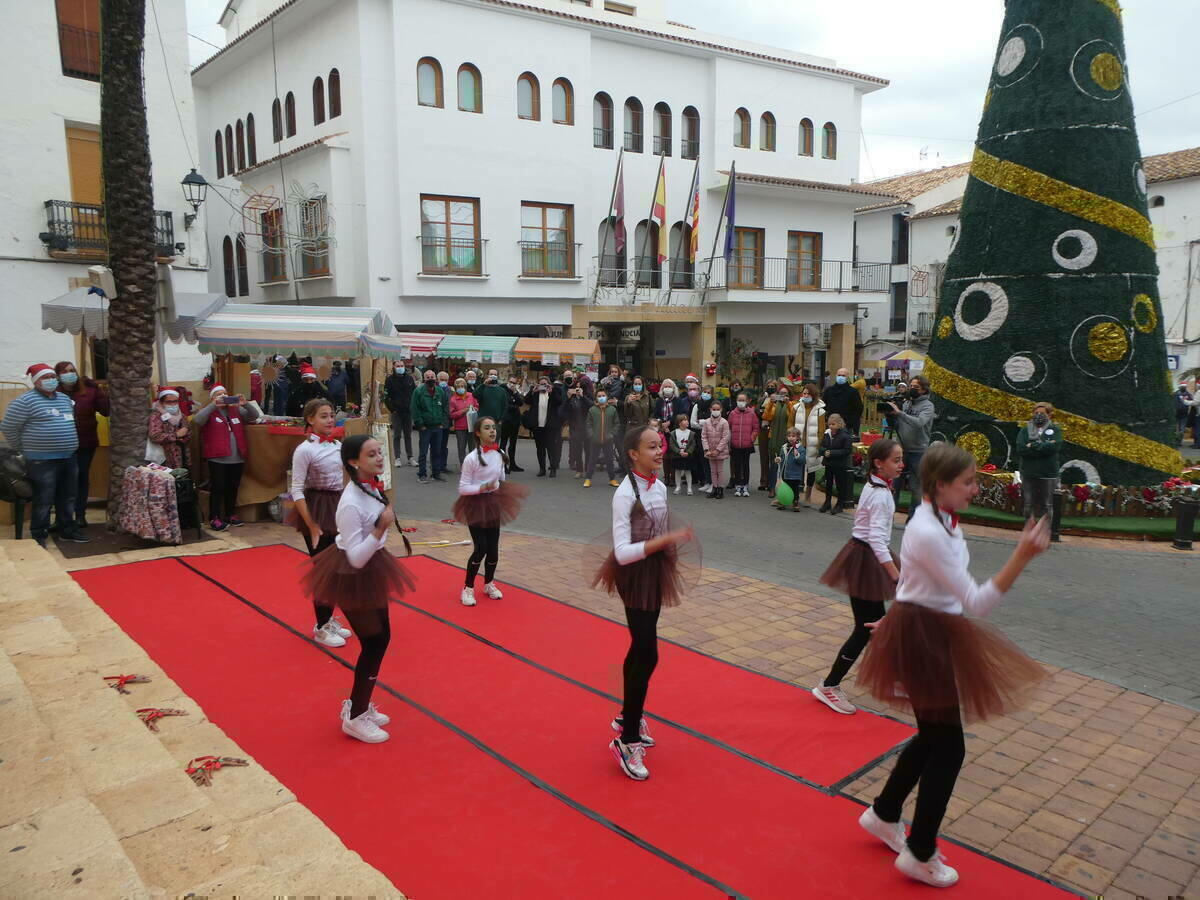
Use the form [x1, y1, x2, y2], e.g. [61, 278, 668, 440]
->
[939, 505, 960, 529]
[870, 476, 893, 489]
[361, 478, 386, 493]
[314, 433, 338, 444]
[633, 469, 657, 488]
[481, 443, 500, 453]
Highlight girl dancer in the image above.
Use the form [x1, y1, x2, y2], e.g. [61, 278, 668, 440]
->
[302, 435, 415, 744]
[452, 416, 529, 607]
[812, 439, 902, 713]
[288, 398, 352, 648]
[856, 443, 1048, 887]
[594, 426, 694, 781]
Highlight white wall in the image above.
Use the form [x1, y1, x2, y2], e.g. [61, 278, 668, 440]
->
[728, 324, 801, 356]
[1149, 177, 1200, 370]
[652, 322, 691, 357]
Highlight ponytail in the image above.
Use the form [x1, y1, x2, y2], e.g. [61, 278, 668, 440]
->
[340, 433, 411, 555]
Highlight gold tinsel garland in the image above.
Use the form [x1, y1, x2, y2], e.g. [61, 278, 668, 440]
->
[1132, 293, 1157, 333]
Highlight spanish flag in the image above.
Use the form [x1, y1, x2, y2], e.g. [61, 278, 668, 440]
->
[650, 158, 668, 264]
[687, 162, 700, 263]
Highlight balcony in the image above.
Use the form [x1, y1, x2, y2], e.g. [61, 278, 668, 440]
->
[593, 127, 613, 149]
[40, 200, 176, 258]
[652, 135, 671, 157]
[519, 240, 580, 278]
[702, 257, 891, 293]
[59, 23, 100, 81]
[681, 138, 699, 160]
[624, 130, 643, 153]
[420, 236, 487, 276]
[912, 310, 933, 340]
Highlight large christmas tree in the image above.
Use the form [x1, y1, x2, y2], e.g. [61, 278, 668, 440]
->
[926, 0, 1182, 485]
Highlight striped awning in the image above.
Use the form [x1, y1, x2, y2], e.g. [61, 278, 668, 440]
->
[513, 337, 601, 363]
[42, 289, 226, 344]
[195, 304, 394, 357]
[394, 332, 447, 356]
[433, 334, 518, 361]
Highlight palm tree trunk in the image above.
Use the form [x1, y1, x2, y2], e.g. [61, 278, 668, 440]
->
[100, 0, 158, 525]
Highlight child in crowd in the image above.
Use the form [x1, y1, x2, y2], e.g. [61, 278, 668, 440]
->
[585, 389, 620, 488]
[701, 399, 730, 500]
[727, 392, 759, 497]
[819, 413, 853, 514]
[773, 427, 806, 511]
[669, 414, 697, 495]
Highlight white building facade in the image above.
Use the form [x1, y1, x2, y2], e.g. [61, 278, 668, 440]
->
[192, 0, 896, 379]
[0, 0, 212, 382]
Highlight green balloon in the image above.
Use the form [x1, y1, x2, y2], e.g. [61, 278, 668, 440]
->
[775, 480, 794, 507]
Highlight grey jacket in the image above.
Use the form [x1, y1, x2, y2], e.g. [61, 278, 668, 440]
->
[894, 393, 934, 452]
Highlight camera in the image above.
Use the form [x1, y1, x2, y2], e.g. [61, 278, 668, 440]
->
[877, 401, 893, 414]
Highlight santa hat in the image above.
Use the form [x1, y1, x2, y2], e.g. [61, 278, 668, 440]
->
[684, 373, 698, 382]
[26, 363, 55, 383]
[299, 363, 317, 379]
[157, 388, 180, 401]
[209, 385, 227, 397]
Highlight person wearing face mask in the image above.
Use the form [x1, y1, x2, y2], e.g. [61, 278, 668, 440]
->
[501, 376, 525, 473]
[522, 374, 565, 476]
[701, 400, 730, 500]
[436, 372, 453, 474]
[681, 380, 711, 490]
[727, 392, 759, 497]
[475, 369, 508, 425]
[624, 376, 651, 433]
[887, 375, 935, 522]
[194, 385, 261, 530]
[54, 360, 109, 529]
[412, 371, 450, 483]
[795, 383, 826, 507]
[1, 364, 86, 546]
[326, 360, 350, 409]
[1015, 401, 1062, 522]
[821, 368, 864, 439]
[585, 390, 620, 487]
[564, 375, 593, 478]
[449, 377, 480, 466]
[756, 380, 780, 491]
[147, 388, 191, 470]
[384, 359, 417, 468]
[652, 378, 681, 430]
[761, 385, 797, 499]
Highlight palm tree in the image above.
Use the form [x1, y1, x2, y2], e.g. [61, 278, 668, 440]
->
[100, 0, 158, 524]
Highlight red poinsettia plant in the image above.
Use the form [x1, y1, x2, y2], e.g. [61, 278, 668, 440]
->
[1073, 484, 1092, 503]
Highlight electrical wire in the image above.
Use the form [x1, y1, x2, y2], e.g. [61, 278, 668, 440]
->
[148, 0, 195, 168]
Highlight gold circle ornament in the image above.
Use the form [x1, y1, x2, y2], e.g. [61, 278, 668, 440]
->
[937, 315, 953, 339]
[1087, 322, 1128, 362]
[956, 431, 992, 466]
[1131, 293, 1157, 333]
[1090, 52, 1123, 91]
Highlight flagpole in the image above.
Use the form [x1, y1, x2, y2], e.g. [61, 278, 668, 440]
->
[701, 161, 735, 305]
[592, 148, 623, 305]
[666, 155, 701, 307]
[634, 155, 665, 304]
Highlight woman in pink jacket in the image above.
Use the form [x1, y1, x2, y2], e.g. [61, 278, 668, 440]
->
[701, 399, 731, 500]
[449, 376, 480, 467]
[726, 392, 759, 497]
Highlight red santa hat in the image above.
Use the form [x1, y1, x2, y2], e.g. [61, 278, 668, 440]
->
[684, 372, 698, 382]
[299, 363, 317, 379]
[27, 363, 55, 382]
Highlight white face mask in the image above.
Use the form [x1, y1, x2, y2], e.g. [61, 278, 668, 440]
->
[164, 404, 180, 415]
[596, 396, 607, 404]
[662, 388, 674, 398]
[395, 366, 405, 374]
[710, 409, 721, 418]
[736, 400, 747, 409]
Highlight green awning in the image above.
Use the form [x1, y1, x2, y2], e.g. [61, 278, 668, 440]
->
[433, 334, 518, 362]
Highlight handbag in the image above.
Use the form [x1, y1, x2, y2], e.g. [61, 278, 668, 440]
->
[145, 439, 167, 465]
[466, 405, 478, 433]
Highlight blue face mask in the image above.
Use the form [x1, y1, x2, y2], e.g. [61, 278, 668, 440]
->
[40, 378, 60, 392]
[701, 392, 711, 401]
[59, 372, 79, 385]
[836, 375, 847, 385]
[634, 383, 643, 392]
[456, 387, 466, 395]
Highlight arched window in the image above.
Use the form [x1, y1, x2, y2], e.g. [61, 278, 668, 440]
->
[235, 119, 246, 171]
[623, 97, 643, 152]
[759, 112, 776, 151]
[552, 78, 573, 124]
[798, 118, 814, 156]
[235, 234, 249, 296]
[222, 236, 235, 297]
[417, 57, 443, 107]
[224, 124, 234, 175]
[634, 220, 661, 288]
[593, 92, 613, 148]
[598, 217, 626, 286]
[328, 68, 341, 117]
[682, 106, 699, 159]
[313, 76, 326, 124]
[285, 92, 296, 137]
[272, 98, 283, 142]
[214, 131, 225, 179]
[246, 113, 257, 165]
[733, 107, 750, 148]
[1150, 195, 1166, 208]
[458, 63, 482, 113]
[653, 102, 671, 156]
[669, 222, 693, 288]
[822, 122, 837, 159]
[517, 72, 540, 120]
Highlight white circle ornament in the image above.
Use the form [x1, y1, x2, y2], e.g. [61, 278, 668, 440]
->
[996, 37, 1026, 76]
[1134, 162, 1147, 197]
[1060, 459, 1100, 484]
[1051, 229, 1099, 270]
[1004, 354, 1036, 383]
[954, 282, 1009, 341]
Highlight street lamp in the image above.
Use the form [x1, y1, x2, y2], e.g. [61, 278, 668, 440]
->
[181, 168, 209, 230]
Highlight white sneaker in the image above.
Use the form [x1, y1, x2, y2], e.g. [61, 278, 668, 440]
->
[813, 683, 857, 714]
[341, 706, 389, 743]
[394, 459, 403, 467]
[704, 483, 713, 493]
[328, 615, 351, 639]
[859, 806, 907, 853]
[483, 582, 503, 599]
[313, 621, 347, 648]
[674, 485, 681, 495]
[407, 458, 418, 467]
[461, 587, 476, 606]
[687, 487, 694, 496]
[610, 738, 649, 781]
[611, 715, 656, 747]
[342, 699, 390, 727]
[896, 847, 958, 887]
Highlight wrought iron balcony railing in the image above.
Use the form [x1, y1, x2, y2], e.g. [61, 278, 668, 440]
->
[624, 130, 643, 153]
[652, 135, 671, 157]
[519, 241, 580, 278]
[701, 257, 891, 293]
[59, 23, 100, 81]
[593, 127, 613, 149]
[681, 138, 699, 160]
[913, 310, 933, 339]
[419, 236, 487, 275]
[40, 200, 176, 257]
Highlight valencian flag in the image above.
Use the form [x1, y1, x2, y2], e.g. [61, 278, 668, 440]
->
[687, 162, 701, 262]
[721, 163, 737, 260]
[613, 153, 626, 254]
[650, 157, 668, 264]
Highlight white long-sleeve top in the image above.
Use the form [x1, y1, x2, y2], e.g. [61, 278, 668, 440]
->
[290, 435, 344, 500]
[895, 502, 1004, 617]
[612, 474, 668, 565]
[852, 476, 897, 563]
[334, 482, 390, 569]
[458, 447, 506, 495]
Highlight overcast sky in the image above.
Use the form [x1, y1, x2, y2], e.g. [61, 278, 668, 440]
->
[185, 0, 1200, 180]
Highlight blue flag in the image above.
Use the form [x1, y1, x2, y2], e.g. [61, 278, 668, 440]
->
[722, 166, 737, 260]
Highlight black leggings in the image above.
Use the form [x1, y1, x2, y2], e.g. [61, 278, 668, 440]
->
[343, 607, 391, 719]
[466, 525, 500, 586]
[873, 706, 966, 862]
[620, 606, 661, 744]
[824, 464, 852, 505]
[823, 596, 885, 687]
[729, 447, 753, 486]
[207, 461, 244, 521]
[304, 532, 337, 628]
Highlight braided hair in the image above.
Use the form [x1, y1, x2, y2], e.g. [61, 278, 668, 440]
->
[621, 426, 659, 519]
[471, 415, 509, 469]
[341, 434, 411, 554]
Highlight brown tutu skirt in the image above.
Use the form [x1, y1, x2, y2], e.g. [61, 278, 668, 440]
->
[857, 601, 1046, 723]
[592, 549, 687, 611]
[819, 538, 898, 603]
[302, 546, 416, 613]
[285, 488, 340, 535]
[451, 480, 530, 528]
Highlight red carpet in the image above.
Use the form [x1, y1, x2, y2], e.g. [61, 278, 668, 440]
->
[73, 548, 1075, 899]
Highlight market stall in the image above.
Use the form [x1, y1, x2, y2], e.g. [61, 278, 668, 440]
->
[433, 334, 518, 368]
[513, 337, 602, 372]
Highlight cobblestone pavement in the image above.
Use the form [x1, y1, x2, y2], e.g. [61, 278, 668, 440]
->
[47, 510, 1200, 899]
[393, 456, 1200, 708]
